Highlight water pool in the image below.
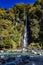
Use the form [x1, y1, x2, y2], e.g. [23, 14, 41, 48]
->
[0, 51, 43, 65]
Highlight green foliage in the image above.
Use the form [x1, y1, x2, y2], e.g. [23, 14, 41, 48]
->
[0, 0, 43, 49]
[30, 19, 40, 39]
[0, 7, 24, 49]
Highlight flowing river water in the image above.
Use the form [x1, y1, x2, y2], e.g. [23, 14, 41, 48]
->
[0, 51, 43, 65]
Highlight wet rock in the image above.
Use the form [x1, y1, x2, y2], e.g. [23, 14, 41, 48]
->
[29, 56, 43, 61]
[5, 62, 16, 65]
[6, 56, 15, 62]
[0, 62, 2, 65]
[16, 61, 24, 65]
[0, 59, 6, 64]
[25, 62, 35, 65]
[0, 55, 43, 65]
[20, 55, 29, 64]
[21, 55, 30, 60]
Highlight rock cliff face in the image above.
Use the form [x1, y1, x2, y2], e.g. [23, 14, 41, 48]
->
[0, 0, 43, 49]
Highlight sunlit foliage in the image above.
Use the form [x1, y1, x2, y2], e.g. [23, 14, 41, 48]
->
[0, 0, 43, 49]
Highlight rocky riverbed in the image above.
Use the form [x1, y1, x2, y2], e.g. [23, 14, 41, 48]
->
[0, 55, 43, 65]
[0, 49, 43, 56]
[0, 49, 43, 65]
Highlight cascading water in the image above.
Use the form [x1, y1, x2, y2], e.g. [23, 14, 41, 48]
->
[23, 15, 27, 47]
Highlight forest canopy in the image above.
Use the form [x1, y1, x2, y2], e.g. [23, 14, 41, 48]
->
[0, 0, 43, 49]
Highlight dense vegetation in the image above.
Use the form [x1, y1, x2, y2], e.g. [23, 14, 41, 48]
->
[0, 0, 43, 50]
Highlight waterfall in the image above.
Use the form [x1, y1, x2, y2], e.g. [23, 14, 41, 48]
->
[23, 15, 27, 47]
